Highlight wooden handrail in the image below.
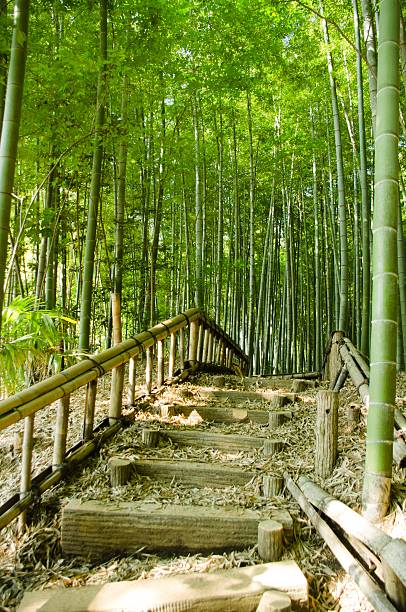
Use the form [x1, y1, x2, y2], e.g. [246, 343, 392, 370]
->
[0, 308, 248, 530]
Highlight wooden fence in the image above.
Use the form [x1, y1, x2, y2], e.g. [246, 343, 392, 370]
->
[324, 331, 406, 467]
[0, 308, 248, 530]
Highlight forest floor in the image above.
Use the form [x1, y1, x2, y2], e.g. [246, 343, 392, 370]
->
[0, 370, 405, 611]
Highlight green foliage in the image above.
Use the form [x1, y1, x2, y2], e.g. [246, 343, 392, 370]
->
[0, 296, 75, 396]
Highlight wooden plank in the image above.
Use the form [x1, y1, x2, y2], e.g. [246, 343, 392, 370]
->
[161, 429, 266, 450]
[169, 405, 294, 426]
[171, 404, 250, 423]
[198, 388, 297, 403]
[62, 501, 259, 557]
[18, 560, 308, 611]
[133, 459, 256, 487]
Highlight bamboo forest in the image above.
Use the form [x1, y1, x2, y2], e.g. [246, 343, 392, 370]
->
[1, 0, 406, 610]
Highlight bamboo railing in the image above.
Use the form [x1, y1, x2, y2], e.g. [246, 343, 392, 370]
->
[0, 308, 248, 530]
[323, 331, 406, 467]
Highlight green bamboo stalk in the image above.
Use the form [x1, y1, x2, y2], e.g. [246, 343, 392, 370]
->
[0, 0, 30, 336]
[78, 0, 107, 353]
[320, 1, 348, 332]
[353, 0, 371, 357]
[362, 0, 400, 522]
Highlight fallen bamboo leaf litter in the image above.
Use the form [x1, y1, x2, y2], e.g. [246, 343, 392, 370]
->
[0, 372, 405, 611]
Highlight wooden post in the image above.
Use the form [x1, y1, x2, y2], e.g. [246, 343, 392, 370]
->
[19, 414, 35, 530]
[213, 375, 226, 388]
[263, 440, 283, 456]
[258, 520, 284, 562]
[256, 591, 292, 612]
[268, 412, 289, 428]
[228, 349, 234, 370]
[53, 394, 70, 470]
[315, 390, 338, 478]
[83, 379, 97, 440]
[202, 328, 210, 363]
[347, 403, 361, 429]
[168, 333, 176, 379]
[127, 356, 137, 405]
[188, 320, 199, 365]
[324, 330, 344, 383]
[263, 475, 284, 497]
[109, 456, 133, 487]
[179, 328, 185, 370]
[269, 395, 290, 409]
[146, 346, 153, 394]
[291, 379, 308, 393]
[142, 428, 160, 447]
[157, 339, 165, 388]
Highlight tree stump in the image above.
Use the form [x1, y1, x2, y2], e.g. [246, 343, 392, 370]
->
[109, 457, 133, 487]
[315, 391, 338, 478]
[262, 475, 284, 497]
[258, 520, 284, 562]
[347, 403, 361, 429]
[213, 375, 226, 388]
[268, 411, 289, 428]
[291, 379, 308, 393]
[263, 439, 283, 456]
[142, 428, 160, 447]
[256, 590, 292, 612]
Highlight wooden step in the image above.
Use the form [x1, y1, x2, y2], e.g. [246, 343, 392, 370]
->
[18, 560, 308, 611]
[61, 501, 293, 559]
[166, 404, 294, 425]
[161, 429, 267, 450]
[198, 388, 297, 404]
[132, 458, 257, 487]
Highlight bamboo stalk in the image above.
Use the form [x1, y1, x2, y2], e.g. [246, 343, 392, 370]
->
[188, 320, 199, 364]
[179, 327, 185, 370]
[168, 333, 176, 378]
[146, 346, 153, 394]
[127, 356, 136, 405]
[109, 365, 124, 425]
[297, 475, 406, 593]
[207, 331, 214, 362]
[157, 339, 165, 388]
[284, 472, 397, 612]
[53, 394, 70, 470]
[83, 380, 97, 440]
[19, 414, 34, 530]
[202, 328, 210, 363]
[197, 323, 204, 362]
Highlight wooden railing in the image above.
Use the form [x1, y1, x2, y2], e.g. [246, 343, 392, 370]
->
[323, 331, 406, 467]
[0, 308, 249, 530]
